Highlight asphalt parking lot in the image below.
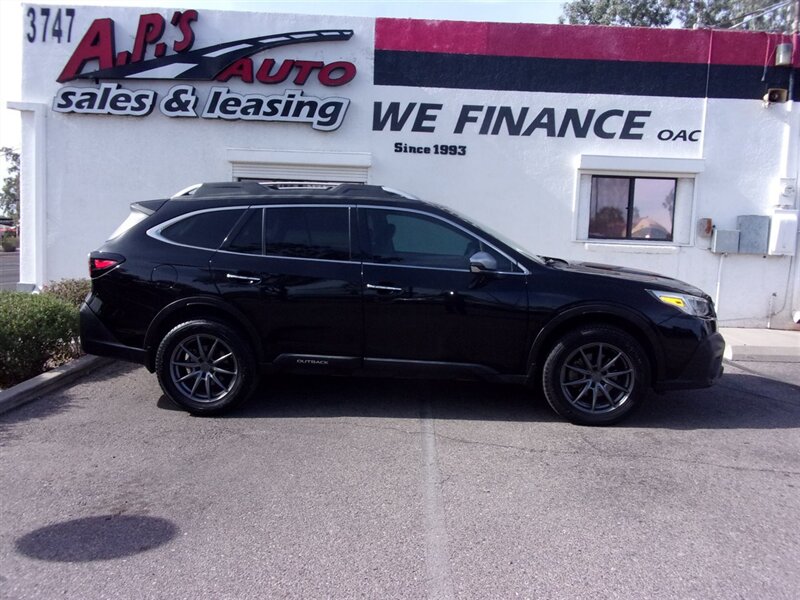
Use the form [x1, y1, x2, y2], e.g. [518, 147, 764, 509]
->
[1, 360, 799, 599]
[0, 251, 20, 290]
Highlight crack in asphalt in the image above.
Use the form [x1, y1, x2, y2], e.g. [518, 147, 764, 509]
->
[315, 419, 800, 478]
[432, 432, 800, 477]
[419, 399, 455, 600]
[717, 382, 799, 406]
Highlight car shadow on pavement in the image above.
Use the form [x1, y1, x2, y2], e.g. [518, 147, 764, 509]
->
[0, 393, 76, 444]
[629, 373, 800, 430]
[160, 374, 554, 422]
[0, 361, 142, 436]
[15, 514, 179, 562]
[156, 370, 800, 430]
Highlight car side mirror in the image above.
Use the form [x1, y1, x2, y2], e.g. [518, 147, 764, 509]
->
[469, 251, 498, 273]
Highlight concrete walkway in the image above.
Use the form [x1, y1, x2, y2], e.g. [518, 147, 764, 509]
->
[720, 327, 800, 362]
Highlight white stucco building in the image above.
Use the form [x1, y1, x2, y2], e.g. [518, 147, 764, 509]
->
[10, 3, 800, 328]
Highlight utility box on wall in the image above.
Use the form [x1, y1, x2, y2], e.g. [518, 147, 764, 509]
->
[768, 209, 798, 255]
[711, 229, 740, 253]
[737, 215, 770, 254]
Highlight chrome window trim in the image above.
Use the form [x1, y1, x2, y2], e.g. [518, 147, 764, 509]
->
[212, 250, 520, 273]
[147, 203, 529, 275]
[361, 261, 525, 276]
[146, 206, 250, 251]
[214, 248, 358, 265]
[148, 204, 355, 257]
[359, 205, 529, 275]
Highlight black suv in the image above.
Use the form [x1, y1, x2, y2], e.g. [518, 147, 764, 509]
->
[80, 182, 724, 425]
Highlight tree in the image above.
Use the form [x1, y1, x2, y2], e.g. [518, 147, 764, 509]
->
[561, 0, 674, 27]
[677, 1, 793, 30]
[1, 147, 20, 222]
[560, 0, 794, 32]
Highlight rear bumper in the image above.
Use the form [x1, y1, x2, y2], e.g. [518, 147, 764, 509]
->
[655, 330, 725, 392]
[80, 301, 147, 365]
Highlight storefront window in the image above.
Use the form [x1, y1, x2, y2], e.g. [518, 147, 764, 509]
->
[589, 176, 676, 241]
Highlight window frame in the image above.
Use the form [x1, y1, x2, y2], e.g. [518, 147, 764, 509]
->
[224, 207, 265, 256]
[147, 206, 248, 251]
[218, 204, 355, 263]
[574, 156, 703, 248]
[588, 175, 678, 242]
[358, 205, 526, 274]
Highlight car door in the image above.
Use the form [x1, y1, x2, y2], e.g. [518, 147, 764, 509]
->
[358, 206, 529, 374]
[210, 204, 362, 363]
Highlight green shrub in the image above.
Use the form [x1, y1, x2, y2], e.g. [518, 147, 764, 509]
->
[1, 236, 18, 252]
[0, 292, 80, 387]
[43, 278, 92, 309]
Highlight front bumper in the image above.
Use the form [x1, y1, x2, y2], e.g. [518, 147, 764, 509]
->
[655, 330, 725, 392]
[80, 301, 147, 365]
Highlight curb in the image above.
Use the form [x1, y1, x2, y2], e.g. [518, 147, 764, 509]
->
[0, 356, 114, 416]
[723, 346, 800, 363]
[719, 328, 800, 364]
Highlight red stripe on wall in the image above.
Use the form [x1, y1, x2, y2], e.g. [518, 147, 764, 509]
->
[375, 18, 795, 67]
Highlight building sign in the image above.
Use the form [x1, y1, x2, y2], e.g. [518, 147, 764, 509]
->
[50, 9, 356, 130]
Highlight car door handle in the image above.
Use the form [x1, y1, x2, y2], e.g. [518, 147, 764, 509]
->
[226, 273, 261, 284]
[366, 283, 404, 293]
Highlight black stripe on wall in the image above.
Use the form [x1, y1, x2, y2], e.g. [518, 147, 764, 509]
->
[374, 50, 796, 100]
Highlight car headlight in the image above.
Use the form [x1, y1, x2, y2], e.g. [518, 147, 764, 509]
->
[648, 290, 712, 317]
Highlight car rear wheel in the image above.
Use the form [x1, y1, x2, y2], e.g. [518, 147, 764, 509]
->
[542, 326, 649, 426]
[155, 319, 257, 415]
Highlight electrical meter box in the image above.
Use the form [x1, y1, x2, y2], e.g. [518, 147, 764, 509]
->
[737, 215, 770, 254]
[711, 229, 739, 253]
[768, 209, 798, 255]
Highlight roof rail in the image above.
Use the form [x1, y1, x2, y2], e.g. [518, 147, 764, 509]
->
[186, 181, 365, 197]
[174, 181, 420, 201]
[171, 183, 202, 198]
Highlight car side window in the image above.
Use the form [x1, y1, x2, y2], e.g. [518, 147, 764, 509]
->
[161, 209, 245, 250]
[227, 209, 263, 255]
[362, 209, 513, 270]
[264, 207, 350, 261]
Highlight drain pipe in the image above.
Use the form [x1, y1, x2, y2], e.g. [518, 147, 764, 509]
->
[767, 292, 777, 328]
[714, 252, 726, 314]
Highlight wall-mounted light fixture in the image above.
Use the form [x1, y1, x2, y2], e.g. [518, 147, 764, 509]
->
[775, 43, 793, 67]
[763, 87, 789, 105]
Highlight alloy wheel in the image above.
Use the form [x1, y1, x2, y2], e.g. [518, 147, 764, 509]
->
[559, 342, 635, 414]
[169, 334, 240, 403]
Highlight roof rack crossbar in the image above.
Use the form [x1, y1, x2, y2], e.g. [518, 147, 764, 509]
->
[256, 181, 343, 189]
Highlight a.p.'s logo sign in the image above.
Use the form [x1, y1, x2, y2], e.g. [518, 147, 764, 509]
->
[53, 10, 357, 131]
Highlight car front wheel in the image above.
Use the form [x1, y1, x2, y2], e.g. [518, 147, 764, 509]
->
[542, 326, 649, 426]
[155, 319, 257, 415]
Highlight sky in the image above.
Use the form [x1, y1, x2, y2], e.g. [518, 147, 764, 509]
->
[0, 0, 564, 168]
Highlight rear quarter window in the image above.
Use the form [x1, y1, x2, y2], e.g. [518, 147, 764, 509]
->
[160, 209, 245, 249]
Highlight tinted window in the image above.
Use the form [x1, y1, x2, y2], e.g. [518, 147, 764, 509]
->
[161, 209, 245, 249]
[265, 207, 350, 261]
[589, 176, 676, 241]
[362, 209, 514, 270]
[227, 209, 263, 254]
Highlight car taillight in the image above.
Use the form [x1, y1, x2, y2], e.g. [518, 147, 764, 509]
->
[89, 256, 123, 277]
[93, 259, 118, 270]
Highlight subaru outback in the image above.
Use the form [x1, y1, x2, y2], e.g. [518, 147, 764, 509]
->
[80, 182, 724, 425]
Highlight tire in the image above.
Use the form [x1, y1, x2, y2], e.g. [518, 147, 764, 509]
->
[155, 319, 257, 415]
[542, 326, 649, 426]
